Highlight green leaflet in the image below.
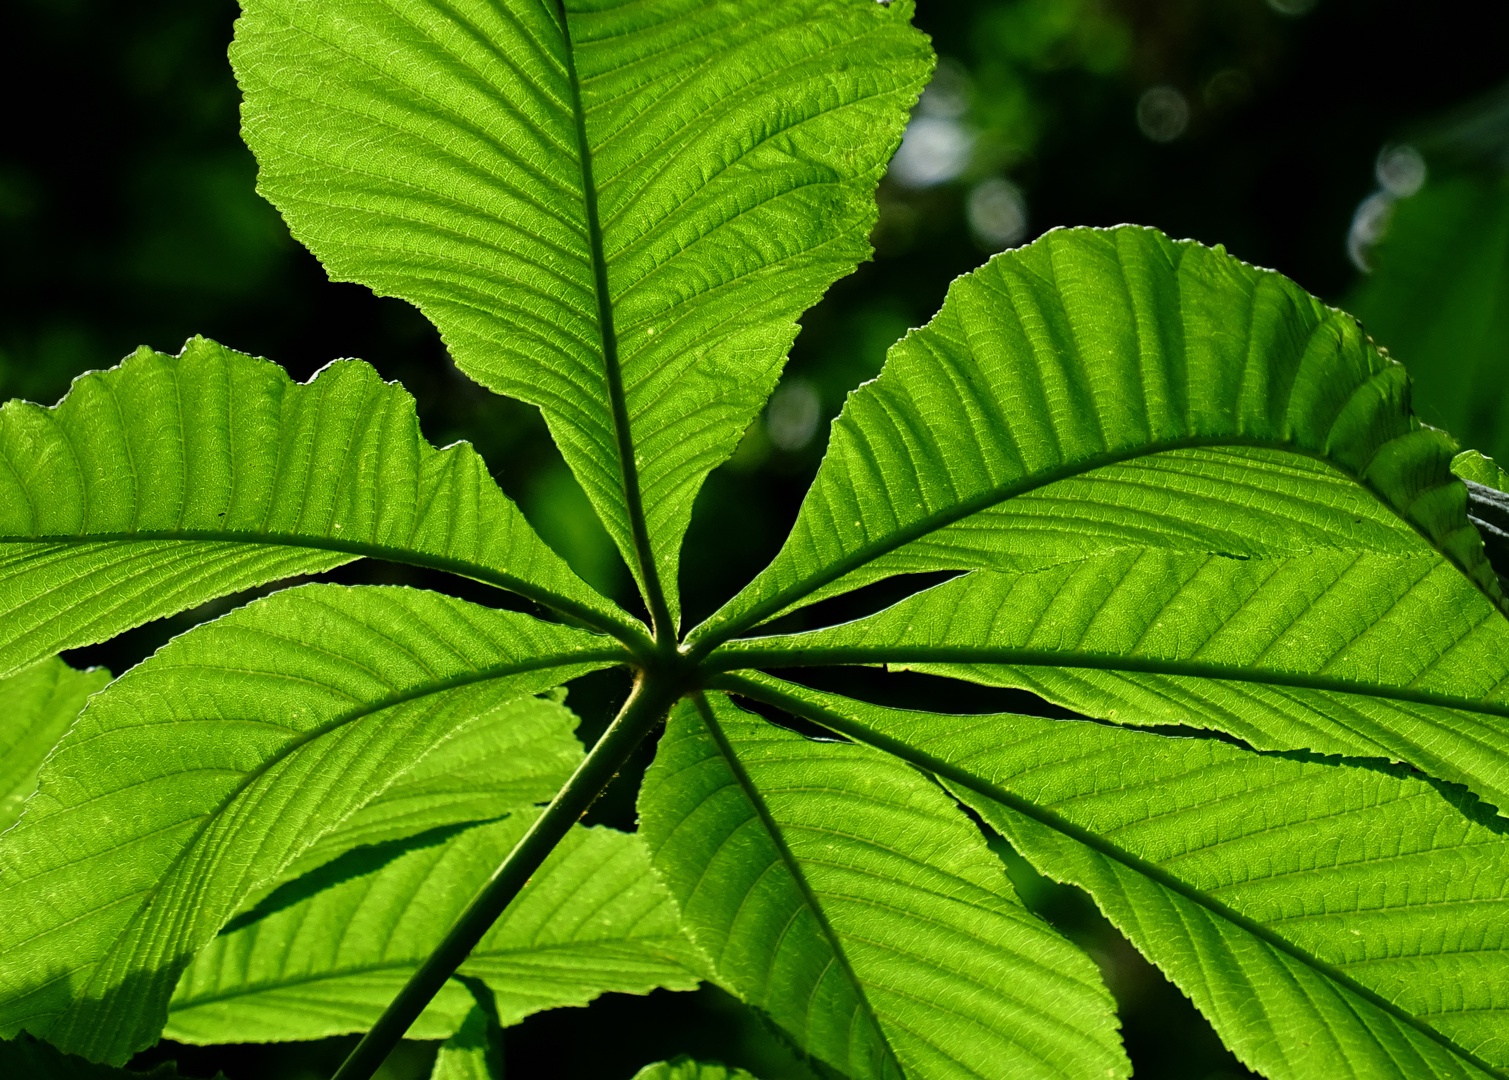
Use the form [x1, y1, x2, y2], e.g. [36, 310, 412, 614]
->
[230, 0, 931, 626]
[0, 338, 639, 680]
[1348, 172, 1509, 464]
[430, 984, 505, 1080]
[689, 226, 1501, 650]
[0, 657, 109, 833]
[0, 584, 621, 1064]
[0, 1033, 225, 1080]
[631, 1057, 760, 1080]
[245, 691, 584, 914]
[719, 674, 1509, 1080]
[168, 816, 701, 1044]
[638, 694, 1127, 1080]
[715, 549, 1509, 818]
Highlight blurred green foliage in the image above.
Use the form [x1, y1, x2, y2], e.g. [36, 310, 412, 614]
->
[2, 0, 1505, 1077]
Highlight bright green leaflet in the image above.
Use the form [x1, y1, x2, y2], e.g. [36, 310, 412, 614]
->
[0, 583, 620, 1064]
[638, 694, 1127, 1080]
[715, 675, 1509, 1080]
[631, 1058, 762, 1080]
[0, 1033, 225, 1080]
[430, 983, 505, 1080]
[1348, 172, 1509, 464]
[245, 691, 583, 912]
[688, 226, 1502, 650]
[0, 338, 638, 681]
[168, 815, 701, 1043]
[230, 0, 932, 628]
[717, 548, 1509, 817]
[0, 657, 108, 833]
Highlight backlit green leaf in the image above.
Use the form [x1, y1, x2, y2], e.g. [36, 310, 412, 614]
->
[0, 584, 620, 1063]
[0, 658, 109, 833]
[720, 674, 1509, 1080]
[231, 0, 931, 623]
[690, 226, 1500, 649]
[638, 693, 1127, 1080]
[0, 338, 638, 680]
[430, 983, 504, 1080]
[717, 548, 1509, 817]
[168, 816, 701, 1044]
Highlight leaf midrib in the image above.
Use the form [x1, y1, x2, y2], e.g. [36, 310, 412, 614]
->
[686, 435, 1461, 654]
[707, 643, 1509, 722]
[552, 0, 671, 640]
[0, 529, 646, 646]
[169, 937, 691, 1011]
[716, 671, 1509, 1080]
[691, 694, 906, 1080]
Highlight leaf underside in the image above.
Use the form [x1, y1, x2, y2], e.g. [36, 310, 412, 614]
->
[168, 814, 702, 1043]
[692, 226, 1501, 647]
[0, 657, 109, 833]
[0, 338, 630, 680]
[231, 0, 932, 622]
[0, 583, 619, 1063]
[721, 675, 1509, 1080]
[639, 694, 1128, 1080]
[721, 547, 1509, 820]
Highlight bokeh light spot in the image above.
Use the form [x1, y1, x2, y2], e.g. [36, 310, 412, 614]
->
[766, 379, 822, 452]
[1136, 86, 1190, 143]
[967, 178, 1029, 249]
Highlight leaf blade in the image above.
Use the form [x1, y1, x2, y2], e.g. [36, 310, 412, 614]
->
[690, 227, 1500, 648]
[638, 693, 1128, 1080]
[0, 658, 109, 833]
[717, 548, 1509, 818]
[0, 339, 641, 678]
[720, 674, 1509, 1080]
[0, 584, 620, 1063]
[230, 0, 932, 622]
[167, 816, 702, 1044]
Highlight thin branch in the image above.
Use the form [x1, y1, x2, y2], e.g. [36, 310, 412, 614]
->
[330, 672, 683, 1080]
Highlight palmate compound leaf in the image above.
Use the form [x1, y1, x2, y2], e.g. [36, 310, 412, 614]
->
[715, 548, 1509, 820]
[0, 337, 639, 682]
[166, 815, 703, 1044]
[637, 694, 1129, 1080]
[230, 0, 932, 625]
[0, 657, 109, 833]
[687, 225, 1503, 652]
[715, 675, 1509, 1080]
[0, 584, 623, 1064]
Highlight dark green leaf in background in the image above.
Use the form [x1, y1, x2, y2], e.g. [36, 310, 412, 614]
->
[631, 1056, 762, 1080]
[1350, 172, 1509, 465]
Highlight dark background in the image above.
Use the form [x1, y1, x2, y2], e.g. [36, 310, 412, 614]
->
[2, 1, 1506, 1078]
